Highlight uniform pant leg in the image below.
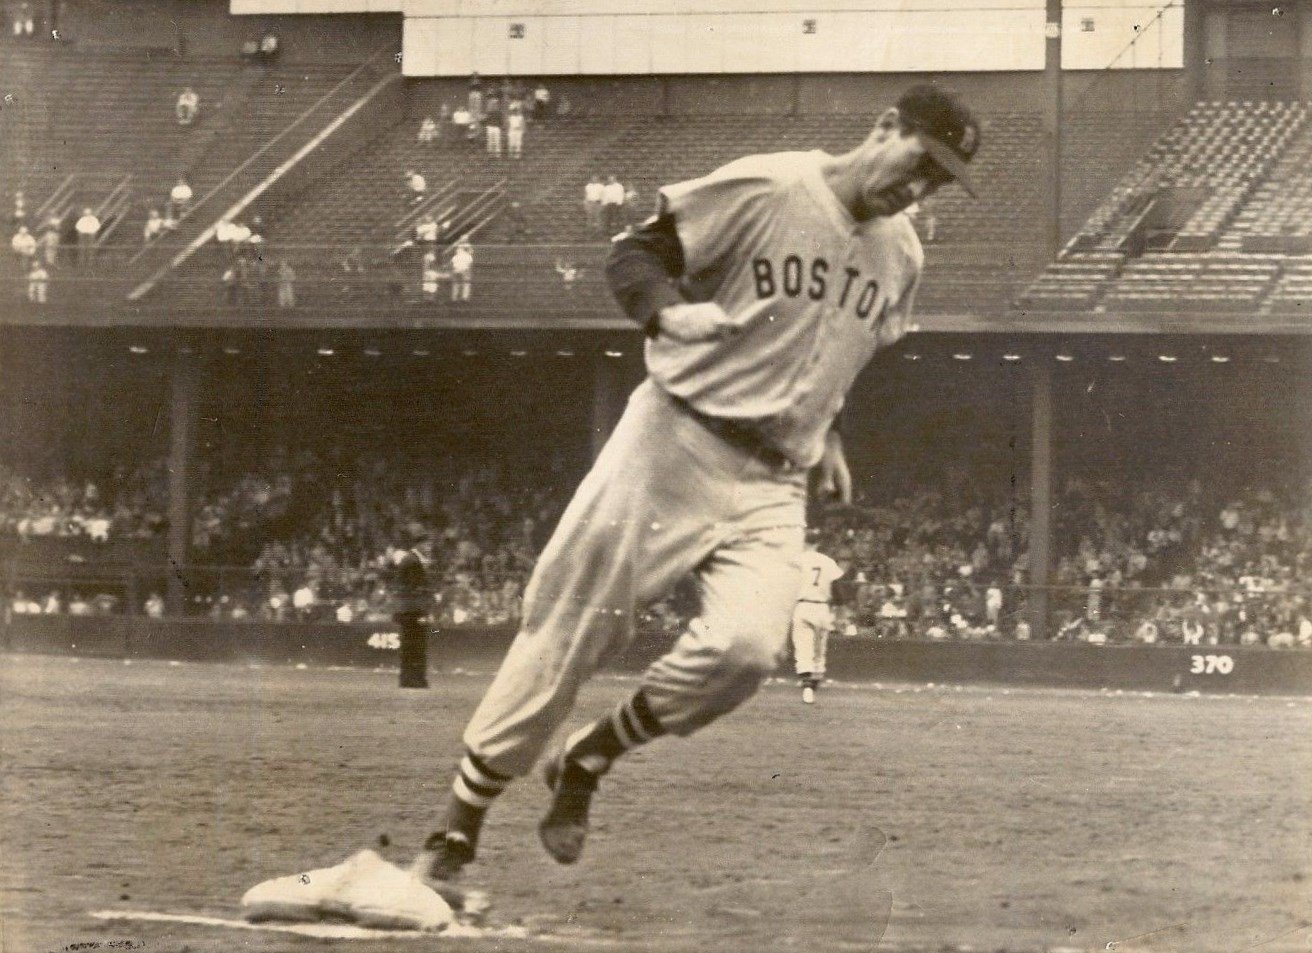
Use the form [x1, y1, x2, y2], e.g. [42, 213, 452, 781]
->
[791, 612, 818, 676]
[814, 610, 832, 677]
[461, 381, 734, 777]
[642, 468, 806, 736]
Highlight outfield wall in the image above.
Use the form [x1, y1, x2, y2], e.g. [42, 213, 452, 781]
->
[4, 617, 1310, 696]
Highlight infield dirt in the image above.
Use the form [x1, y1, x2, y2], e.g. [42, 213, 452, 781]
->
[2, 653, 1309, 952]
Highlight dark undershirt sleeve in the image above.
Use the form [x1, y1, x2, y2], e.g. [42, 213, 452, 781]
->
[605, 213, 687, 337]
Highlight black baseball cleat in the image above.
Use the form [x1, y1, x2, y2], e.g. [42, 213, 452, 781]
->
[538, 753, 599, 865]
[416, 830, 475, 881]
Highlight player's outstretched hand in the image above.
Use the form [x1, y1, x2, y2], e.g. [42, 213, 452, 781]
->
[817, 428, 853, 505]
[658, 302, 739, 343]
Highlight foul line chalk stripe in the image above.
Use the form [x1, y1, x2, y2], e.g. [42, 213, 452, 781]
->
[89, 910, 624, 945]
[91, 910, 438, 939]
[90, 910, 527, 941]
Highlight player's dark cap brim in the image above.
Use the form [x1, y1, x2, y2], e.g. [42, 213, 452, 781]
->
[918, 133, 978, 198]
[896, 83, 981, 199]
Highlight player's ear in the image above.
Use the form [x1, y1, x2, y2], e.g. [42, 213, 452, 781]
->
[865, 108, 901, 146]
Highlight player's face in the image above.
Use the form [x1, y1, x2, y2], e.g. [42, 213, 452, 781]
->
[856, 124, 949, 219]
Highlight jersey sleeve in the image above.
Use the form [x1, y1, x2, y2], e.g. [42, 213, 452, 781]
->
[874, 228, 924, 349]
[657, 156, 780, 277]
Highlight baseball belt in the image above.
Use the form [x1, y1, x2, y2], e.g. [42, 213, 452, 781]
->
[670, 397, 797, 472]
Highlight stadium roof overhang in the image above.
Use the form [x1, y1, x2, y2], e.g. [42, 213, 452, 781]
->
[5, 309, 1309, 373]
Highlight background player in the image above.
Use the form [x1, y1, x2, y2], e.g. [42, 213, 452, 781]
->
[791, 533, 845, 704]
[390, 541, 432, 689]
[417, 83, 980, 881]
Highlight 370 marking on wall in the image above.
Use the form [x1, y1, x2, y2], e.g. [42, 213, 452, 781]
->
[1189, 654, 1234, 675]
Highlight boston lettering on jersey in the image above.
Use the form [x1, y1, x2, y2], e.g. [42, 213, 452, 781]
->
[750, 255, 885, 320]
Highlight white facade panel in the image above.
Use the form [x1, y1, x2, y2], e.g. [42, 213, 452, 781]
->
[237, 0, 1179, 76]
[401, 0, 1034, 16]
[469, 16, 514, 74]
[721, 14, 798, 74]
[1063, 2, 1185, 70]
[581, 16, 655, 74]
[647, 15, 692, 73]
[538, 17, 582, 75]
[504, 17, 546, 74]
[403, 15, 475, 76]
[232, 0, 402, 11]
[400, 8, 1050, 75]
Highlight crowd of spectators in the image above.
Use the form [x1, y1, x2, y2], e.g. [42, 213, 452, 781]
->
[219, 454, 571, 626]
[3, 451, 1308, 647]
[208, 213, 297, 307]
[811, 468, 1311, 649]
[582, 174, 639, 235]
[0, 462, 167, 541]
[413, 74, 562, 168]
[9, 199, 110, 305]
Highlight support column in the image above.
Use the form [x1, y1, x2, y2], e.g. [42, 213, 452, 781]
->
[1203, 8, 1228, 101]
[1182, 0, 1207, 103]
[166, 348, 199, 616]
[1300, 6, 1312, 100]
[590, 354, 626, 461]
[1027, 363, 1054, 642]
[1043, 0, 1063, 257]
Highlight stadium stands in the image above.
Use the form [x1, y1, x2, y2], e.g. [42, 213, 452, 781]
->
[1, 45, 360, 285]
[5, 449, 1307, 647]
[1266, 257, 1312, 317]
[164, 105, 1047, 314]
[1059, 109, 1180, 240]
[3, 50, 1307, 638]
[1070, 101, 1307, 255]
[0, 47, 240, 227]
[469, 111, 1045, 249]
[1019, 101, 1312, 315]
[1225, 120, 1312, 254]
[1015, 252, 1125, 312]
[1100, 254, 1281, 313]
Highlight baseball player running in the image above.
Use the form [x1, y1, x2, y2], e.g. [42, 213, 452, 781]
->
[791, 535, 845, 704]
[418, 84, 980, 880]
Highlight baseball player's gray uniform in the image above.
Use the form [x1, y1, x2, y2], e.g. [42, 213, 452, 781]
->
[791, 547, 844, 698]
[424, 84, 980, 879]
[459, 150, 921, 775]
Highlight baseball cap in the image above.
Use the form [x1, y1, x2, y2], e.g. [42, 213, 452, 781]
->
[896, 84, 981, 198]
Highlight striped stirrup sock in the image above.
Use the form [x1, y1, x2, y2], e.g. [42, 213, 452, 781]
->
[564, 690, 667, 776]
[451, 750, 513, 811]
